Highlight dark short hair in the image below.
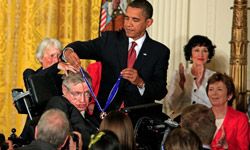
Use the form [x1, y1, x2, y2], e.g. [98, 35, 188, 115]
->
[184, 35, 216, 63]
[127, 0, 153, 19]
[206, 72, 236, 102]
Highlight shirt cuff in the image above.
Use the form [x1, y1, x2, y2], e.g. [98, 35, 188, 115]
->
[62, 47, 74, 62]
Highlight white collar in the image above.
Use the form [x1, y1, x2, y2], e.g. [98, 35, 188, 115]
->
[128, 33, 146, 57]
[80, 111, 85, 118]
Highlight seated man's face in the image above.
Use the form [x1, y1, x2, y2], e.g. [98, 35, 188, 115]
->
[40, 46, 61, 69]
[63, 82, 90, 112]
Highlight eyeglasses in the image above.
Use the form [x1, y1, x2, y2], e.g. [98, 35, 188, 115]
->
[69, 90, 91, 100]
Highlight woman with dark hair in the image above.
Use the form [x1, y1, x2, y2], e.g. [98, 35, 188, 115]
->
[88, 130, 121, 150]
[99, 111, 135, 150]
[206, 72, 249, 149]
[162, 35, 216, 120]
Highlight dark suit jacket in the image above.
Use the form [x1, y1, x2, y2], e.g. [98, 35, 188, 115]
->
[66, 30, 170, 122]
[45, 96, 98, 150]
[16, 140, 57, 150]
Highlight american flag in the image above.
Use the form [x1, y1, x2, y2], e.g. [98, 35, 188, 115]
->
[99, 0, 112, 32]
[100, 8, 107, 32]
[99, 0, 129, 33]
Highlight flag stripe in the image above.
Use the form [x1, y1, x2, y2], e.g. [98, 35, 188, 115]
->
[100, 8, 107, 31]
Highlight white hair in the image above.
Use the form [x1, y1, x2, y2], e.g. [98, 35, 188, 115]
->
[35, 38, 62, 61]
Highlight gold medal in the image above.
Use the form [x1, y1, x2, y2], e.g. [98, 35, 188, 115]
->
[100, 112, 107, 119]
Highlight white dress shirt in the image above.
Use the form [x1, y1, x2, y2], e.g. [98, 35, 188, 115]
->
[128, 34, 146, 95]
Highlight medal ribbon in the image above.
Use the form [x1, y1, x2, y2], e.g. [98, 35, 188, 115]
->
[80, 67, 121, 113]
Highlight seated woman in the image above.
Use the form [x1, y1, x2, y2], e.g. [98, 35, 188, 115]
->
[20, 38, 76, 145]
[23, 38, 76, 93]
[206, 72, 249, 149]
[162, 35, 216, 120]
[99, 111, 135, 150]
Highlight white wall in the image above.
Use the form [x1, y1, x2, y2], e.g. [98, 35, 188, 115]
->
[188, 0, 233, 73]
[147, 0, 250, 91]
[147, 0, 189, 82]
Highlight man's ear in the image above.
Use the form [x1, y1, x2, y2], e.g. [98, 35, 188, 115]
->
[34, 126, 38, 140]
[58, 135, 69, 149]
[62, 84, 67, 95]
[38, 57, 43, 64]
[146, 18, 153, 28]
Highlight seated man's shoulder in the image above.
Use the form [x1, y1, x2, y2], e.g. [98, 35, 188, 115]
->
[47, 96, 65, 104]
[45, 96, 69, 112]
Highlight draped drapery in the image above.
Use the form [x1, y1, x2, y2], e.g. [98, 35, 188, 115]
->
[0, 0, 101, 136]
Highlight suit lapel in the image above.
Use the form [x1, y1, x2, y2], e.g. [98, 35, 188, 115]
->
[115, 31, 152, 71]
[134, 35, 151, 71]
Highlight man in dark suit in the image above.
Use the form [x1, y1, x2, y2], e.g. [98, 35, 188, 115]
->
[17, 109, 70, 150]
[45, 71, 98, 150]
[63, 0, 170, 123]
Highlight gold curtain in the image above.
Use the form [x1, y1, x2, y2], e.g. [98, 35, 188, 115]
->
[0, 0, 101, 136]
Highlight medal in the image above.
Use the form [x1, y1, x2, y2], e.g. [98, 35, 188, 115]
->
[80, 68, 121, 119]
[100, 112, 107, 119]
